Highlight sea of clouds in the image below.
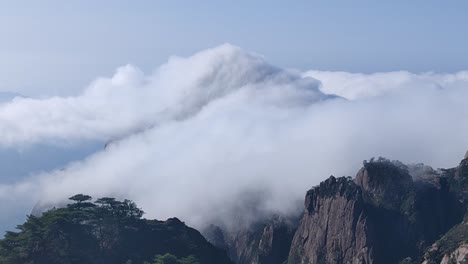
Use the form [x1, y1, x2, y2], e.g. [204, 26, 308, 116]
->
[1, 44, 468, 231]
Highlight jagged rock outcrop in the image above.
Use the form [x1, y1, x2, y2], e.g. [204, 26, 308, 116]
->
[288, 176, 372, 264]
[439, 244, 468, 264]
[355, 159, 413, 210]
[287, 157, 467, 264]
[204, 216, 299, 264]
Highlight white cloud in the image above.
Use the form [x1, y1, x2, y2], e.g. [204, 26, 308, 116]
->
[305, 70, 468, 100]
[1, 44, 468, 232]
[0, 44, 324, 147]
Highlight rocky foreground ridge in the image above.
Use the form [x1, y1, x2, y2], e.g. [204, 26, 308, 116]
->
[0, 196, 233, 264]
[207, 156, 467, 264]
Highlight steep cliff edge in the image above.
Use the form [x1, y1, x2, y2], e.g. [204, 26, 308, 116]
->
[204, 215, 299, 264]
[288, 157, 467, 264]
[288, 176, 372, 264]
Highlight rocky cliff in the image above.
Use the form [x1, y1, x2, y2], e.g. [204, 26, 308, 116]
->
[288, 176, 372, 264]
[287, 157, 467, 264]
[204, 215, 299, 264]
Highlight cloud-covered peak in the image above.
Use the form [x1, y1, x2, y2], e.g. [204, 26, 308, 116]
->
[0, 44, 327, 147]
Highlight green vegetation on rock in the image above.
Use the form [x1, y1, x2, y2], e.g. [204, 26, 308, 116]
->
[0, 195, 231, 264]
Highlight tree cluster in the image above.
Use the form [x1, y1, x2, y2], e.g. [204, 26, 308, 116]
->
[0, 195, 229, 264]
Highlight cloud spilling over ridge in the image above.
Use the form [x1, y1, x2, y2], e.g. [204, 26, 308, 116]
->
[1, 44, 468, 231]
[0, 44, 325, 147]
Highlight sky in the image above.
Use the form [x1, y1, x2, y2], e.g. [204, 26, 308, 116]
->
[1, 0, 468, 96]
[0, 1, 468, 234]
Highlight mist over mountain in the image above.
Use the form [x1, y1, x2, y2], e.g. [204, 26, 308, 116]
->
[203, 156, 467, 264]
[1, 44, 468, 235]
[1, 155, 466, 263]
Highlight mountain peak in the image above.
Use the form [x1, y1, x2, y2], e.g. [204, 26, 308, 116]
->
[355, 158, 413, 210]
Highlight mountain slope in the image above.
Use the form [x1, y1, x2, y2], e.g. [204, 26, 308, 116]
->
[0, 196, 232, 264]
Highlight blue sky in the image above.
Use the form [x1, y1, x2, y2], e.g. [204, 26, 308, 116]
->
[0, 0, 467, 96]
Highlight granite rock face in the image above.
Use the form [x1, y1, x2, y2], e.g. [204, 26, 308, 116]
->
[288, 176, 373, 264]
[355, 159, 413, 210]
[439, 243, 468, 264]
[205, 216, 299, 264]
[287, 158, 467, 264]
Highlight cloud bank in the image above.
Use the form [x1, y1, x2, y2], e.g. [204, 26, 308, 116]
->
[0, 45, 324, 147]
[305, 70, 468, 100]
[1, 44, 468, 231]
